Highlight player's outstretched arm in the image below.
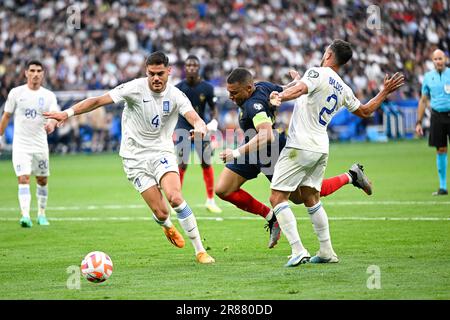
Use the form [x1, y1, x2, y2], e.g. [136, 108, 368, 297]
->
[353, 72, 404, 119]
[184, 110, 207, 137]
[43, 93, 114, 127]
[415, 94, 429, 136]
[270, 81, 309, 107]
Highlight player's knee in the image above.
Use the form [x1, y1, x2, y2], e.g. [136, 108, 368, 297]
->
[36, 176, 47, 186]
[166, 192, 184, 208]
[18, 176, 30, 184]
[215, 185, 229, 199]
[269, 194, 281, 208]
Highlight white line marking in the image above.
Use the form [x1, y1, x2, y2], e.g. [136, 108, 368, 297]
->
[0, 216, 448, 222]
[0, 200, 449, 212]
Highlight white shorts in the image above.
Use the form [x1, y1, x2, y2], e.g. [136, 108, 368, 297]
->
[12, 151, 50, 177]
[270, 147, 328, 192]
[122, 151, 179, 193]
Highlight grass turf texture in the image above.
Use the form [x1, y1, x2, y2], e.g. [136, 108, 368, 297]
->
[0, 139, 449, 299]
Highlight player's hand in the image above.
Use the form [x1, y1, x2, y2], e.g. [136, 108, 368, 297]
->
[382, 72, 405, 95]
[219, 148, 234, 163]
[191, 120, 207, 140]
[415, 123, 424, 136]
[43, 111, 68, 128]
[206, 119, 218, 132]
[289, 69, 300, 81]
[269, 91, 282, 107]
[44, 121, 57, 134]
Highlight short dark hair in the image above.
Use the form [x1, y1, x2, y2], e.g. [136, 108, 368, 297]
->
[26, 60, 43, 69]
[227, 67, 253, 84]
[185, 55, 200, 63]
[146, 51, 169, 66]
[329, 39, 353, 66]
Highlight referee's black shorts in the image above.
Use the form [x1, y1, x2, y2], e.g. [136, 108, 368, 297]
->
[429, 109, 450, 148]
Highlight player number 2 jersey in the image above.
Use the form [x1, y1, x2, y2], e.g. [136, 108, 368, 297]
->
[109, 78, 194, 158]
[286, 67, 361, 154]
[4, 85, 59, 153]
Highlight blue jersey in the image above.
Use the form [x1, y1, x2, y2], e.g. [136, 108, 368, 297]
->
[225, 81, 285, 181]
[421, 67, 450, 112]
[175, 80, 215, 129]
[239, 81, 283, 143]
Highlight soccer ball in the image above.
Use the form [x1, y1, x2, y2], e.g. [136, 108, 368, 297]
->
[80, 251, 113, 283]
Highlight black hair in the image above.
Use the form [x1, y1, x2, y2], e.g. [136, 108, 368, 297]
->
[226, 67, 253, 84]
[26, 60, 44, 69]
[146, 51, 169, 66]
[185, 55, 200, 63]
[329, 39, 353, 66]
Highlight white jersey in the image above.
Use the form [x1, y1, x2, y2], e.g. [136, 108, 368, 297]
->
[286, 67, 361, 154]
[109, 78, 194, 158]
[4, 84, 59, 153]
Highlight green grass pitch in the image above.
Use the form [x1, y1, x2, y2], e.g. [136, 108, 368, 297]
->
[0, 139, 449, 299]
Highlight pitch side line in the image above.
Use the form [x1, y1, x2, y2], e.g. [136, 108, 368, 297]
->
[0, 200, 449, 212]
[0, 216, 449, 221]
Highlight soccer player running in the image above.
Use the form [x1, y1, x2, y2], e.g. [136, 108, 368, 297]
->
[416, 49, 450, 196]
[174, 55, 222, 213]
[216, 67, 373, 249]
[44, 51, 215, 264]
[269, 39, 404, 267]
[0, 60, 59, 228]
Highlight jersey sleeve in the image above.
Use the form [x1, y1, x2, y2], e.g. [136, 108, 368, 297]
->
[343, 86, 361, 112]
[108, 79, 137, 103]
[421, 75, 430, 97]
[49, 92, 60, 112]
[300, 68, 323, 94]
[246, 101, 273, 128]
[4, 88, 17, 113]
[177, 90, 195, 116]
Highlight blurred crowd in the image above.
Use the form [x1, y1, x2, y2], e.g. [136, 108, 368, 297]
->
[1, 0, 449, 104]
[0, 0, 448, 151]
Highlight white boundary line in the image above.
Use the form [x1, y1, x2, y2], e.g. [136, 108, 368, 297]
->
[0, 216, 449, 222]
[0, 200, 449, 212]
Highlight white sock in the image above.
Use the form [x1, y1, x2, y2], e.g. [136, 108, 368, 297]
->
[206, 198, 216, 205]
[273, 201, 305, 256]
[307, 202, 333, 255]
[152, 213, 173, 228]
[36, 184, 48, 216]
[18, 184, 31, 218]
[265, 209, 274, 222]
[174, 201, 205, 255]
[345, 172, 353, 184]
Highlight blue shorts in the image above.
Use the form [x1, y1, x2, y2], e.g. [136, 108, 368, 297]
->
[225, 132, 286, 181]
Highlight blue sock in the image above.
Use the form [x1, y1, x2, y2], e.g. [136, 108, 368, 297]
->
[437, 153, 447, 190]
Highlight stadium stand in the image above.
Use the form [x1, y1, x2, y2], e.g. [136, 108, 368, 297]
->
[0, 0, 448, 151]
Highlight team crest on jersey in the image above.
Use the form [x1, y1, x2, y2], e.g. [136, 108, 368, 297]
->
[38, 97, 44, 107]
[307, 70, 319, 78]
[253, 103, 263, 111]
[163, 100, 170, 115]
[199, 94, 206, 102]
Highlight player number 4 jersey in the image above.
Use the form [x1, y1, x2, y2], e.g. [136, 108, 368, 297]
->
[286, 67, 361, 154]
[4, 85, 59, 153]
[109, 78, 194, 158]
